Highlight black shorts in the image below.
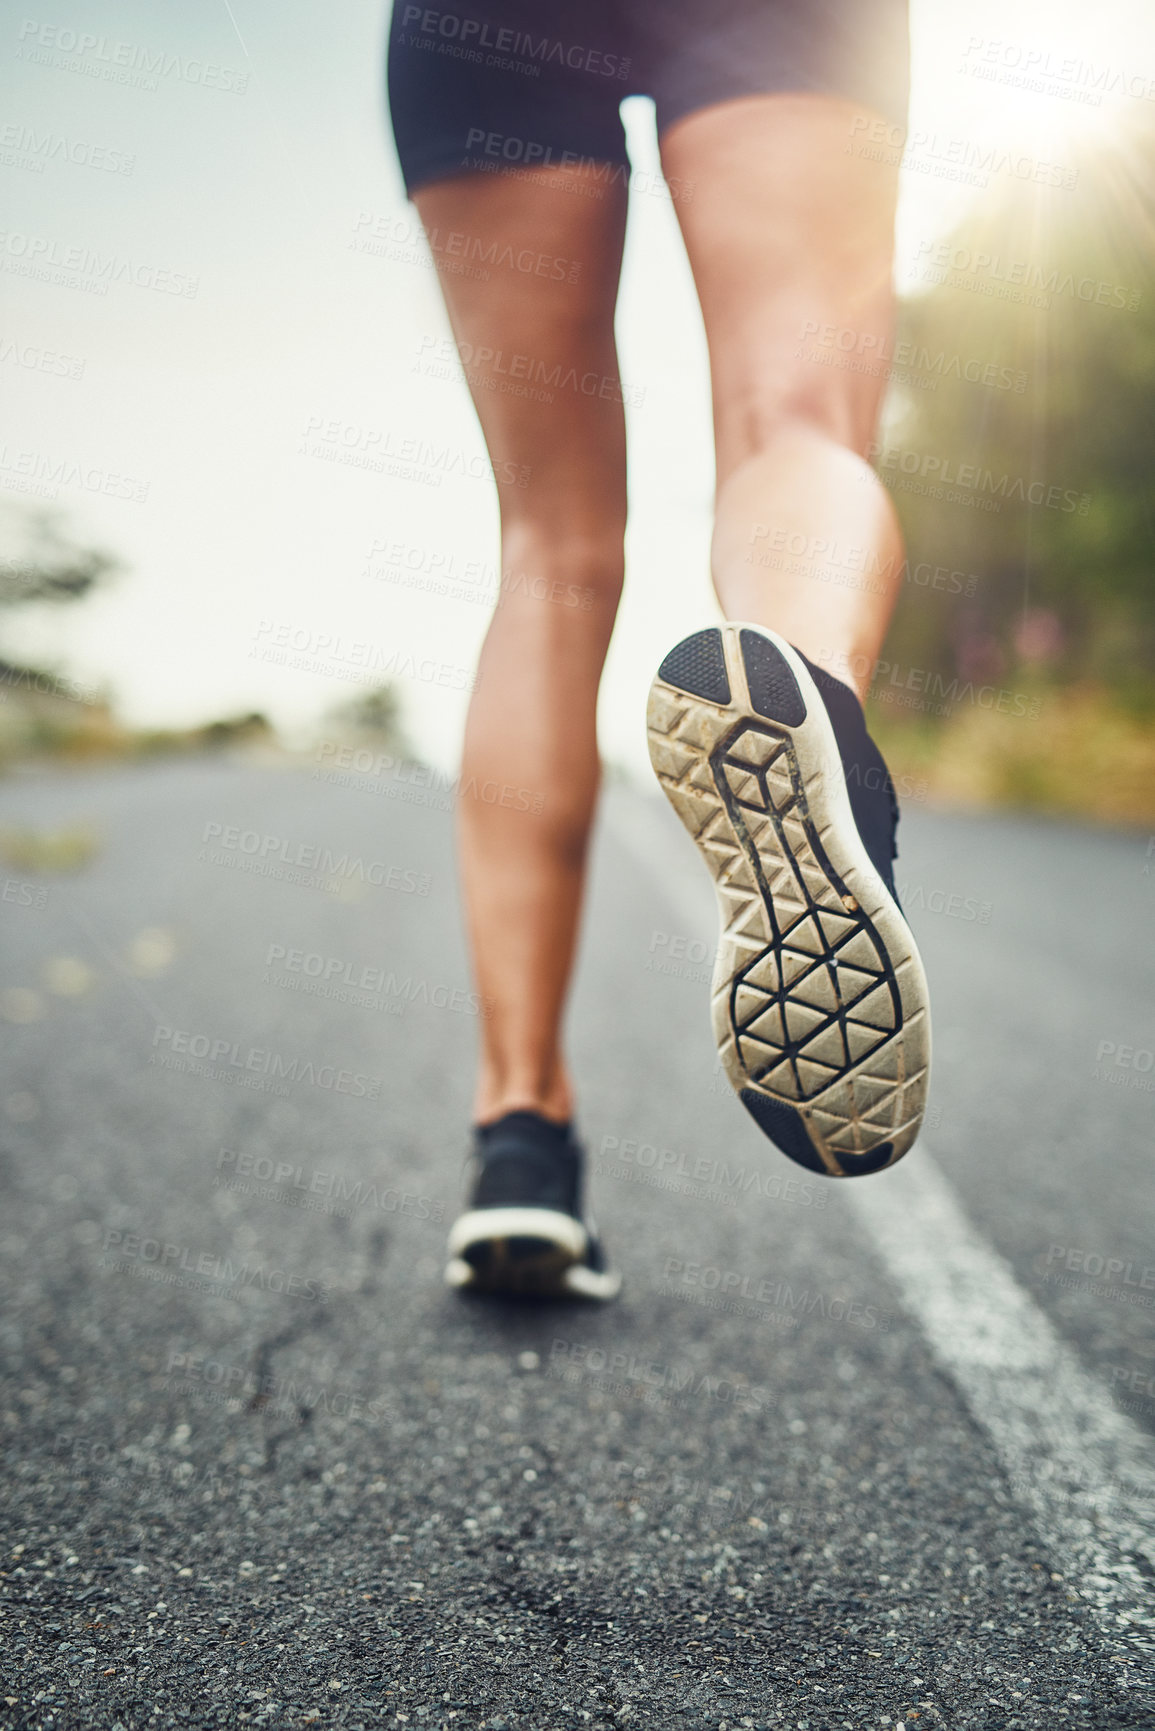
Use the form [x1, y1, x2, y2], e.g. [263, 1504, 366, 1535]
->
[387, 0, 909, 198]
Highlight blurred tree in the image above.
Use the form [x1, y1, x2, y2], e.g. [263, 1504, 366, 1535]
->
[0, 506, 119, 610]
[881, 117, 1155, 712]
[325, 682, 412, 758]
[199, 712, 273, 748]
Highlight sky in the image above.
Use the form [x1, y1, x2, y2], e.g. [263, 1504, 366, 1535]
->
[1, 0, 1152, 773]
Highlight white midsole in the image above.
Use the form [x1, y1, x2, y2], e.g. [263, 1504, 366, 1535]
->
[446, 1206, 588, 1260]
[445, 1251, 621, 1300]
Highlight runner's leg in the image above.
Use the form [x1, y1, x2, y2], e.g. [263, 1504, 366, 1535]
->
[412, 164, 629, 1126]
[660, 94, 903, 700]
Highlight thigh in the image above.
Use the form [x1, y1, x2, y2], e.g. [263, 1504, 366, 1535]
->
[413, 164, 630, 524]
[660, 94, 901, 482]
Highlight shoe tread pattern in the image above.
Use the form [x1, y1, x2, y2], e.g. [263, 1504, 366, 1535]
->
[657, 628, 731, 706]
[739, 627, 806, 726]
[715, 719, 900, 1105]
[647, 629, 928, 1176]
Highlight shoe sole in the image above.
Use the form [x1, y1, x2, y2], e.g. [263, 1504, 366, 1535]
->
[445, 1206, 621, 1301]
[646, 622, 931, 1178]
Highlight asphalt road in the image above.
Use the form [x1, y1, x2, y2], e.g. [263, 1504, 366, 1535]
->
[2, 751, 1153, 1730]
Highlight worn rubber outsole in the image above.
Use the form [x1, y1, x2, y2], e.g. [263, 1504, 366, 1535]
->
[646, 622, 931, 1178]
[445, 1206, 621, 1301]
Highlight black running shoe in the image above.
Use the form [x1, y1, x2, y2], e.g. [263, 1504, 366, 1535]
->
[646, 621, 931, 1178]
[445, 1111, 621, 1299]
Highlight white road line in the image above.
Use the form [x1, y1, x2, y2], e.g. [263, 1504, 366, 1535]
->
[847, 1154, 1155, 1680]
[609, 787, 1155, 1685]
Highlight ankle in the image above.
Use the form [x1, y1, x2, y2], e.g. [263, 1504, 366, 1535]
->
[473, 1069, 574, 1128]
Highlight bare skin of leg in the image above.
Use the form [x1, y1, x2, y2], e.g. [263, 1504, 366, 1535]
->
[415, 97, 902, 1126]
[660, 95, 905, 702]
[413, 164, 629, 1126]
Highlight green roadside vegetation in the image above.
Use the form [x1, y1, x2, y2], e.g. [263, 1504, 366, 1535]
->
[867, 116, 1154, 823]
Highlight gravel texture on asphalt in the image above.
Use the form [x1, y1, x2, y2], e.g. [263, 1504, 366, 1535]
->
[1, 757, 1152, 1729]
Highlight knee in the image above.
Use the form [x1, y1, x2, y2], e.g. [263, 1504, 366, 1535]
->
[726, 385, 863, 473]
[500, 521, 626, 615]
[718, 314, 895, 473]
